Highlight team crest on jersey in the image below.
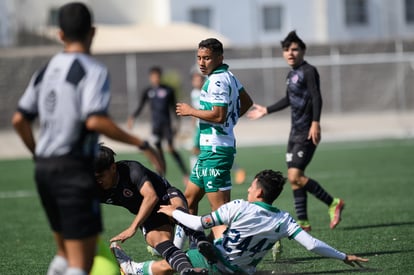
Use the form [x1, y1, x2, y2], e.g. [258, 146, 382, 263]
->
[157, 89, 167, 98]
[291, 74, 299, 84]
[123, 188, 134, 198]
[201, 214, 215, 228]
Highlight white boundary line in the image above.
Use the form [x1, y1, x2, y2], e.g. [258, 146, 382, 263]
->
[0, 190, 36, 199]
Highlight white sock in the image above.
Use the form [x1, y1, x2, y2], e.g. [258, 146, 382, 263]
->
[190, 155, 198, 171]
[64, 267, 87, 275]
[173, 225, 188, 249]
[47, 255, 68, 275]
[121, 260, 154, 275]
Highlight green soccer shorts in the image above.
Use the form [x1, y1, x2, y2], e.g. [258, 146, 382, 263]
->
[189, 150, 234, 192]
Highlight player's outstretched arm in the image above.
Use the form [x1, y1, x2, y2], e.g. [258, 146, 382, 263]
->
[247, 103, 268, 120]
[343, 254, 369, 267]
[86, 115, 165, 174]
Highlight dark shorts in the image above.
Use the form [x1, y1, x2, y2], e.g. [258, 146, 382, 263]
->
[152, 122, 174, 146]
[286, 139, 317, 171]
[141, 186, 185, 235]
[35, 156, 102, 239]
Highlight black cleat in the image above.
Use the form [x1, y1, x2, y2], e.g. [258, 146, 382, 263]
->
[197, 240, 218, 264]
[181, 267, 209, 275]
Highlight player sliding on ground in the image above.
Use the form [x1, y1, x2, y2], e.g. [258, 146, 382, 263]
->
[111, 169, 368, 275]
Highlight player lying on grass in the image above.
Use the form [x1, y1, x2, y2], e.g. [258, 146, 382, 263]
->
[111, 169, 368, 275]
[94, 145, 212, 275]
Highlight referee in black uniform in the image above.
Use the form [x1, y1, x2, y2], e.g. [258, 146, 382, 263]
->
[12, 3, 162, 275]
[248, 31, 344, 232]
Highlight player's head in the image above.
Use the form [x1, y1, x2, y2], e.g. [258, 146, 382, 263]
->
[281, 30, 306, 50]
[248, 170, 286, 204]
[94, 144, 117, 190]
[58, 2, 94, 43]
[149, 66, 162, 86]
[281, 31, 306, 68]
[197, 38, 224, 75]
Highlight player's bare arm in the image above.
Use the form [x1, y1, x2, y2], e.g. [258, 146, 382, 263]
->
[308, 121, 321, 145]
[110, 181, 159, 243]
[247, 103, 268, 120]
[176, 103, 226, 124]
[86, 115, 165, 174]
[239, 89, 253, 117]
[11, 112, 36, 155]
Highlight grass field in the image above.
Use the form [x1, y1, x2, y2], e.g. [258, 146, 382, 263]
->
[0, 138, 413, 274]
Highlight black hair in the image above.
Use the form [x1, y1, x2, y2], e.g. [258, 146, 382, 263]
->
[94, 144, 116, 173]
[198, 38, 223, 55]
[254, 170, 286, 204]
[149, 66, 163, 75]
[281, 30, 306, 50]
[58, 2, 93, 41]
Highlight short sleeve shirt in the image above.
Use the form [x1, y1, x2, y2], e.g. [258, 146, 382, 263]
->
[199, 64, 244, 154]
[17, 52, 110, 158]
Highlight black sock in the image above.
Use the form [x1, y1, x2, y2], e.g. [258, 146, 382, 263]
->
[293, 188, 308, 220]
[304, 178, 334, 206]
[155, 240, 192, 273]
[171, 150, 188, 175]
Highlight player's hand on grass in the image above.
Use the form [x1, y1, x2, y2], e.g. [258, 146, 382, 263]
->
[247, 104, 267, 120]
[343, 254, 369, 267]
[110, 227, 137, 243]
[158, 205, 176, 217]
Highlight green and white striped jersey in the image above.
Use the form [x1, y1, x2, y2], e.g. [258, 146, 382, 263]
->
[199, 64, 244, 154]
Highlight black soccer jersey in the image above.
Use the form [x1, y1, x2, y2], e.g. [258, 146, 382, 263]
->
[99, 160, 171, 214]
[268, 61, 322, 141]
[132, 85, 176, 128]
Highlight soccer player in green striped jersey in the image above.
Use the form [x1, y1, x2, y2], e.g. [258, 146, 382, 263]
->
[176, 38, 253, 239]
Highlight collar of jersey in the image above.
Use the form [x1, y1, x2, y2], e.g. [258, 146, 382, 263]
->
[252, 201, 280, 213]
[210, 64, 229, 75]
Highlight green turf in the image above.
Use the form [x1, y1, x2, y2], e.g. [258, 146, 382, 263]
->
[1, 139, 413, 274]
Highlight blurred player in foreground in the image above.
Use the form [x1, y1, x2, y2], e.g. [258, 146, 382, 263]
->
[248, 31, 344, 232]
[12, 3, 162, 275]
[95, 145, 210, 275]
[111, 169, 368, 275]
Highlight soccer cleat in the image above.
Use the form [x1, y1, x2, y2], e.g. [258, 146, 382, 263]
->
[111, 242, 144, 275]
[297, 220, 312, 232]
[272, 240, 282, 262]
[181, 267, 209, 275]
[329, 198, 345, 229]
[198, 240, 218, 264]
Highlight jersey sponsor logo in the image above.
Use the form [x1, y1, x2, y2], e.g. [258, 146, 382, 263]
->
[201, 214, 215, 228]
[297, 151, 304, 158]
[215, 81, 221, 87]
[286, 153, 293, 162]
[45, 90, 56, 114]
[123, 188, 134, 198]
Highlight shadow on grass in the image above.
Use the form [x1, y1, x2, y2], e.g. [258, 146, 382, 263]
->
[341, 221, 414, 230]
[256, 267, 381, 274]
[258, 249, 414, 274]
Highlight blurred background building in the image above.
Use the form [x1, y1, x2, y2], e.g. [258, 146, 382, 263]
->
[0, 0, 413, 129]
